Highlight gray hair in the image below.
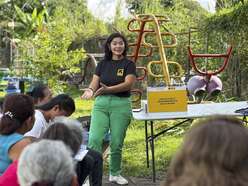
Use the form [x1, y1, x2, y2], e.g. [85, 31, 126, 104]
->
[18, 139, 75, 186]
[49, 116, 84, 155]
[53, 116, 83, 134]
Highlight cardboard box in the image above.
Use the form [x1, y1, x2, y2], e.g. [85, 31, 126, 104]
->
[147, 86, 187, 112]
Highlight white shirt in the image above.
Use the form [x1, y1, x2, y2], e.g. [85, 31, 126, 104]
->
[24, 110, 48, 138]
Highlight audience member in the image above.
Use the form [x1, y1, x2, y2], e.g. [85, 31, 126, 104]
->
[0, 94, 34, 176]
[27, 84, 52, 106]
[163, 116, 248, 186]
[42, 117, 103, 186]
[17, 139, 78, 186]
[0, 160, 18, 186]
[25, 94, 75, 138]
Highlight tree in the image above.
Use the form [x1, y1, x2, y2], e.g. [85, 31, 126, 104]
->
[203, 2, 248, 98]
[16, 0, 97, 90]
[215, 0, 245, 10]
[13, 5, 48, 38]
[0, 0, 47, 33]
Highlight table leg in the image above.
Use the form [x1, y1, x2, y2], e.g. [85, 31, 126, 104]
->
[150, 121, 156, 182]
[145, 121, 149, 168]
[242, 115, 248, 125]
[146, 119, 191, 183]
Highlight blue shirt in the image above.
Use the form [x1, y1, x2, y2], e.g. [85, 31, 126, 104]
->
[0, 133, 23, 175]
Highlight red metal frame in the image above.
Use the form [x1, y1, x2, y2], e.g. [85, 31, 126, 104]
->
[136, 67, 147, 81]
[188, 46, 233, 77]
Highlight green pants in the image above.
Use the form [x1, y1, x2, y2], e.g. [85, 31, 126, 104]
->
[88, 95, 132, 176]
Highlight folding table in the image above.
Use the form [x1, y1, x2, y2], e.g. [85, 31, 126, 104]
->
[132, 101, 248, 182]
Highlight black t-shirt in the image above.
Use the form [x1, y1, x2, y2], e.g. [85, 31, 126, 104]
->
[95, 58, 136, 97]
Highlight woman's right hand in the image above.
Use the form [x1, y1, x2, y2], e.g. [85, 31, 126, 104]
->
[81, 88, 94, 100]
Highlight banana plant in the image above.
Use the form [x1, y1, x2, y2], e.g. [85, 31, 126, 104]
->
[13, 5, 48, 38]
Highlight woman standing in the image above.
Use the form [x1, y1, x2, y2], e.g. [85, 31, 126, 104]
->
[81, 32, 136, 185]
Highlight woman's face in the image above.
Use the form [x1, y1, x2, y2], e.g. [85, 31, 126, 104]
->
[22, 113, 35, 134]
[50, 106, 72, 120]
[27, 114, 35, 131]
[110, 37, 125, 58]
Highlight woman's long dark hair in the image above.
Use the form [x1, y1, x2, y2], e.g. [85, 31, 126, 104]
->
[104, 32, 128, 60]
[37, 94, 75, 114]
[0, 94, 34, 135]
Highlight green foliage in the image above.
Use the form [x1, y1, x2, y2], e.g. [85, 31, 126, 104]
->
[0, 0, 47, 34]
[0, 0, 9, 6]
[126, 0, 171, 14]
[14, 0, 110, 91]
[215, 0, 245, 10]
[47, 0, 109, 41]
[111, 0, 130, 33]
[18, 6, 86, 91]
[13, 5, 48, 38]
[113, 0, 123, 31]
[204, 2, 248, 37]
[202, 2, 248, 98]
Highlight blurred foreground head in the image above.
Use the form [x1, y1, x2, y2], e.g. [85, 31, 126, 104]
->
[164, 116, 248, 186]
[42, 117, 83, 156]
[18, 139, 78, 186]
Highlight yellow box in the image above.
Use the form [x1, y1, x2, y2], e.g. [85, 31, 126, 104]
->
[147, 86, 187, 112]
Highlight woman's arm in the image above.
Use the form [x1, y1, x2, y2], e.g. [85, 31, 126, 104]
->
[94, 74, 136, 96]
[9, 138, 32, 161]
[81, 75, 100, 99]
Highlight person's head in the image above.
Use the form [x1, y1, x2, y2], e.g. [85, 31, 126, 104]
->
[42, 117, 83, 156]
[0, 93, 35, 135]
[18, 139, 78, 186]
[104, 32, 128, 60]
[37, 94, 75, 120]
[164, 116, 248, 186]
[27, 84, 52, 106]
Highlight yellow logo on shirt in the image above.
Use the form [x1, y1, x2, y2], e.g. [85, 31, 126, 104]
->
[117, 69, 124, 76]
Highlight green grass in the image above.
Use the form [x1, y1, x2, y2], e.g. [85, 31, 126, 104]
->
[0, 79, 8, 94]
[64, 86, 94, 118]
[122, 122, 183, 177]
[0, 91, 6, 97]
[73, 97, 94, 117]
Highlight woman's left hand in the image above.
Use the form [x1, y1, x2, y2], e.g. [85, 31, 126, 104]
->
[94, 83, 110, 97]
